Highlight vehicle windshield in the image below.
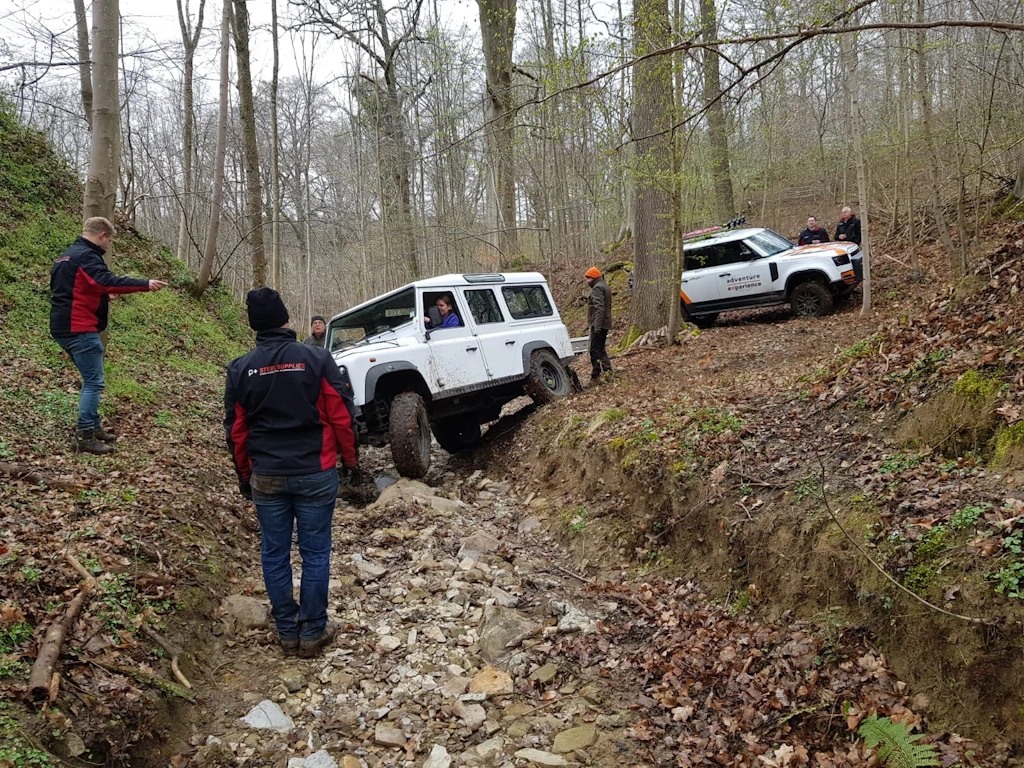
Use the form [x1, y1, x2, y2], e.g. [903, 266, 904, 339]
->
[328, 287, 415, 351]
[748, 230, 795, 256]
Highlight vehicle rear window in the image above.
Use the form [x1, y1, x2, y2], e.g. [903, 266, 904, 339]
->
[465, 289, 505, 324]
[501, 285, 553, 320]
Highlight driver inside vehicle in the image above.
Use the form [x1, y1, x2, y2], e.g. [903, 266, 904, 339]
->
[424, 293, 461, 329]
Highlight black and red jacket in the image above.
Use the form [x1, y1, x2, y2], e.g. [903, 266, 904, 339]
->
[224, 328, 358, 481]
[50, 236, 151, 336]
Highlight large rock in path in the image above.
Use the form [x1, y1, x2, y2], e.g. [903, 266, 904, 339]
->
[422, 745, 453, 768]
[468, 666, 514, 698]
[241, 700, 294, 732]
[513, 748, 567, 766]
[478, 608, 540, 663]
[221, 595, 268, 631]
[552, 723, 598, 753]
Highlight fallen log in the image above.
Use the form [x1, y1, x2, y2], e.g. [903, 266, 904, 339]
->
[27, 554, 97, 702]
[0, 462, 81, 491]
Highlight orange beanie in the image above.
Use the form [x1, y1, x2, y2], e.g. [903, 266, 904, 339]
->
[585, 267, 602, 279]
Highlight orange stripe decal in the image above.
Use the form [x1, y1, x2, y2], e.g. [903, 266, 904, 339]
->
[679, 289, 692, 305]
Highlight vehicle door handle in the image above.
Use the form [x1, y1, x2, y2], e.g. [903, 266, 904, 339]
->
[682, 278, 691, 283]
[466, 346, 478, 352]
[719, 273, 731, 277]
[505, 340, 516, 346]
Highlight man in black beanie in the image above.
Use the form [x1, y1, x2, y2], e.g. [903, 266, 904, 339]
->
[304, 315, 328, 348]
[224, 287, 358, 658]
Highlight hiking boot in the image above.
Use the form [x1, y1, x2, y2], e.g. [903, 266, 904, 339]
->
[74, 429, 114, 455]
[280, 637, 299, 657]
[94, 424, 117, 442]
[298, 623, 337, 659]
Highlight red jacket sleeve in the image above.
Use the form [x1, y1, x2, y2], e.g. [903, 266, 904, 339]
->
[224, 368, 252, 481]
[319, 360, 358, 468]
[81, 251, 151, 295]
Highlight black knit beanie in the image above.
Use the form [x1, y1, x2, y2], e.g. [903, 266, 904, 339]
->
[311, 315, 326, 325]
[247, 287, 289, 332]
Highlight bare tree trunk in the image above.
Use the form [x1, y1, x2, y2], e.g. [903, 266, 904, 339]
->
[478, 0, 519, 263]
[700, 0, 734, 221]
[175, 0, 206, 269]
[232, 0, 267, 287]
[666, 0, 685, 343]
[1015, 151, 1024, 200]
[840, 30, 872, 315]
[630, 0, 674, 333]
[915, 0, 961, 275]
[271, 0, 282, 290]
[83, 0, 120, 223]
[73, 0, 92, 130]
[196, 0, 230, 294]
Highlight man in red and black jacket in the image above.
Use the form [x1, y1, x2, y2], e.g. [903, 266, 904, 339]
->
[50, 217, 167, 454]
[225, 287, 358, 659]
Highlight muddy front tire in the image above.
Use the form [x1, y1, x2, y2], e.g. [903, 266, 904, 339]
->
[389, 391, 431, 478]
[524, 349, 572, 404]
[432, 417, 482, 454]
[790, 280, 834, 318]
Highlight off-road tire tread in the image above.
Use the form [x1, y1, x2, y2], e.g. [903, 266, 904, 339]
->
[524, 349, 571, 404]
[389, 391, 431, 478]
[790, 280, 834, 318]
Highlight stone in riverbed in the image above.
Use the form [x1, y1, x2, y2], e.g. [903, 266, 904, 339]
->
[221, 594, 268, 631]
[478, 608, 540, 663]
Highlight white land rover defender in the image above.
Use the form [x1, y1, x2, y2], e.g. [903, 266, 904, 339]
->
[326, 273, 576, 478]
[678, 226, 863, 326]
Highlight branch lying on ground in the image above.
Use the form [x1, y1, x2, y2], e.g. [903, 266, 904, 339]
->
[91, 661, 196, 702]
[28, 554, 97, 701]
[815, 456, 991, 625]
[0, 462, 82, 491]
[143, 627, 193, 690]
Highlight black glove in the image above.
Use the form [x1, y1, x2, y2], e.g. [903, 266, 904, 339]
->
[345, 465, 365, 485]
[239, 478, 252, 500]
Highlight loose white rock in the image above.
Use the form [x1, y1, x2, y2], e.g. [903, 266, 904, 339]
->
[241, 700, 294, 732]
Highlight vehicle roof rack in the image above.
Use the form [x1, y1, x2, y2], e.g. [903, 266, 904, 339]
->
[462, 273, 506, 283]
[682, 216, 747, 244]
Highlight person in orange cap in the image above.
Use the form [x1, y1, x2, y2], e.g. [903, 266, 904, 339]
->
[585, 267, 612, 381]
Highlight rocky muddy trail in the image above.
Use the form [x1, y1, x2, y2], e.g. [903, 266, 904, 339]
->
[170, 437, 1000, 768]
[177, 466, 644, 768]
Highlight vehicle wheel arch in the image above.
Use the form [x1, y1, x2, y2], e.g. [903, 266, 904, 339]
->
[366, 363, 431, 405]
[520, 341, 557, 375]
[784, 270, 831, 299]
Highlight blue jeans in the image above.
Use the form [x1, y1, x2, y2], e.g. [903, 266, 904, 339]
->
[55, 333, 105, 431]
[251, 469, 338, 641]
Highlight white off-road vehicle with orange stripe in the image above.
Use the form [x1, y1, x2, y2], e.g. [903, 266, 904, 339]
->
[677, 223, 862, 327]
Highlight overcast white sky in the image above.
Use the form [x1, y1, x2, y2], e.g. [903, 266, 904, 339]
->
[2, 0, 482, 89]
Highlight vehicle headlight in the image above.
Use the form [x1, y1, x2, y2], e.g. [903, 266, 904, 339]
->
[832, 254, 850, 266]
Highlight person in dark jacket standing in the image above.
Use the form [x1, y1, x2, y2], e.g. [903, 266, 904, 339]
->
[225, 288, 358, 658]
[798, 217, 830, 245]
[834, 206, 862, 245]
[50, 217, 167, 454]
[585, 267, 612, 382]
[304, 315, 328, 348]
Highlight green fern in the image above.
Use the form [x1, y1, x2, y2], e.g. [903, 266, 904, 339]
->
[858, 714, 941, 768]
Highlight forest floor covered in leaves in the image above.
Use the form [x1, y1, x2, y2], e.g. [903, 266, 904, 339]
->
[4, 108, 1024, 767]
[480, 218, 1024, 764]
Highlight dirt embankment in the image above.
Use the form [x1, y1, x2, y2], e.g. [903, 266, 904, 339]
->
[481, 226, 1024, 749]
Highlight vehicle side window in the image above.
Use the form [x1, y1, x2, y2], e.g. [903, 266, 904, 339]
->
[716, 242, 751, 266]
[465, 289, 505, 324]
[501, 285, 554, 320]
[685, 247, 716, 271]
